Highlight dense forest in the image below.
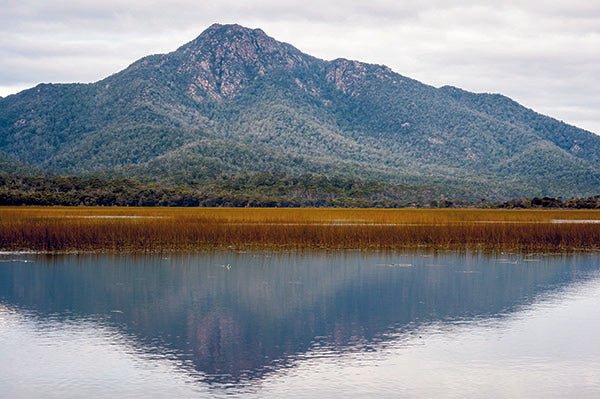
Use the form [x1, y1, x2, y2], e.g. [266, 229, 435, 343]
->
[0, 174, 416, 207]
[1, 173, 597, 208]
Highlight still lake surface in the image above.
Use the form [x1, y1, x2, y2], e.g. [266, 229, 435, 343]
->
[1, 250, 600, 398]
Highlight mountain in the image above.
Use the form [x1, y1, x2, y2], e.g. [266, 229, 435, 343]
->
[0, 23, 598, 200]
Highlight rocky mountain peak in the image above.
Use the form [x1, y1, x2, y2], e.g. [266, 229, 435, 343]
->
[173, 24, 314, 100]
[185, 23, 274, 52]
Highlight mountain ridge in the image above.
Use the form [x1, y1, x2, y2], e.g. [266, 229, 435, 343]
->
[0, 23, 598, 200]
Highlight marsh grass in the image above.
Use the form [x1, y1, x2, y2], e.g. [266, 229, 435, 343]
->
[1, 207, 599, 252]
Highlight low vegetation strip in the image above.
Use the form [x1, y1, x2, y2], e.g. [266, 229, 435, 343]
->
[1, 207, 599, 252]
[2, 174, 599, 208]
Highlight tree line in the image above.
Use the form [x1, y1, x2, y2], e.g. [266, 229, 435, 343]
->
[0, 174, 598, 208]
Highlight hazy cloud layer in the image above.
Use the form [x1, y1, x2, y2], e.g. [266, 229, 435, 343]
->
[1, 0, 598, 133]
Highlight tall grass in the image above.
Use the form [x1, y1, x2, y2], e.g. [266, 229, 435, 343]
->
[1, 207, 599, 252]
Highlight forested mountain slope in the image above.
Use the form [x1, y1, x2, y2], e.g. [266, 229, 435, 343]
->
[0, 23, 598, 200]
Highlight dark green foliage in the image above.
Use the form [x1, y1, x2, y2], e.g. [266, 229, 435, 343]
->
[0, 24, 598, 201]
[500, 196, 600, 209]
[0, 173, 425, 207]
[1, 173, 597, 208]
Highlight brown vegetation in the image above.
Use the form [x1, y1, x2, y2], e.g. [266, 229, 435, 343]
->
[1, 207, 599, 252]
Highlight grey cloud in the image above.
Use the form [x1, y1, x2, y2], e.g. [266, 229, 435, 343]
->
[0, 0, 598, 133]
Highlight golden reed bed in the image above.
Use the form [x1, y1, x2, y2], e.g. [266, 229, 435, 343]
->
[1, 207, 599, 252]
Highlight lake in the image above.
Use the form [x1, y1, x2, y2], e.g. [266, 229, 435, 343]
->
[1, 250, 600, 398]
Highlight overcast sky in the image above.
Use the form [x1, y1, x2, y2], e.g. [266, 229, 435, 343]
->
[1, 0, 598, 134]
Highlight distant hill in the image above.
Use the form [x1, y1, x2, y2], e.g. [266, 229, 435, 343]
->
[0, 23, 598, 200]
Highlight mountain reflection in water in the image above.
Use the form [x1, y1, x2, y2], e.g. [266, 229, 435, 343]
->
[0, 251, 599, 394]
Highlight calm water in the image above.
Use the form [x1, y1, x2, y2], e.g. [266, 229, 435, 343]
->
[1, 250, 600, 398]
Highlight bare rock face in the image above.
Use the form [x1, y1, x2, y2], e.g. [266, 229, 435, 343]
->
[174, 24, 316, 101]
[325, 59, 396, 96]
[111, 23, 399, 104]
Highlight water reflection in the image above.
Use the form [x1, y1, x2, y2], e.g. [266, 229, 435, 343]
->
[0, 251, 599, 395]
